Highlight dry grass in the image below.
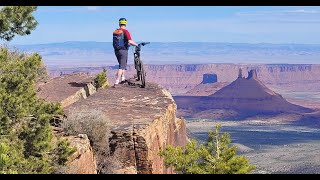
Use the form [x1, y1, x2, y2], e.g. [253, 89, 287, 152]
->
[62, 110, 121, 174]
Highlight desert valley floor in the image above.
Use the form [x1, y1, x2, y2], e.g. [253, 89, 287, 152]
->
[186, 119, 320, 174]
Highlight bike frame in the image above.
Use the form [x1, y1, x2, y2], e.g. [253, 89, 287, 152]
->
[133, 42, 150, 87]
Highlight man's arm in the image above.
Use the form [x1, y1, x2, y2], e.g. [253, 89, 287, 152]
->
[128, 40, 139, 47]
[124, 29, 139, 46]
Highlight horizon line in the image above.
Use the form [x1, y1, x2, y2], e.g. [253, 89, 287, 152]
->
[47, 62, 320, 69]
[8, 41, 320, 46]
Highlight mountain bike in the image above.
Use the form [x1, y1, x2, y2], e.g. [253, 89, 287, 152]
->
[133, 42, 150, 88]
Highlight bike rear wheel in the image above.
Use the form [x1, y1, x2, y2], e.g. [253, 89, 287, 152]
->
[139, 61, 146, 88]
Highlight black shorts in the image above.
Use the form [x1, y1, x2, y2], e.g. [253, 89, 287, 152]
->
[115, 49, 128, 70]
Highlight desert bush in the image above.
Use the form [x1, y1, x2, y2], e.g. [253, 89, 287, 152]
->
[62, 110, 120, 173]
[160, 124, 256, 174]
[94, 69, 108, 89]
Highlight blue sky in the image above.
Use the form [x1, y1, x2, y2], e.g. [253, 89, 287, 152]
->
[8, 6, 320, 45]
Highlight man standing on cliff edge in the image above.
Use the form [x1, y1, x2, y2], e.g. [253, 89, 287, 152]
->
[112, 18, 139, 87]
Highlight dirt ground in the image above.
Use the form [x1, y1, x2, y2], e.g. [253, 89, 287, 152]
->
[186, 119, 320, 174]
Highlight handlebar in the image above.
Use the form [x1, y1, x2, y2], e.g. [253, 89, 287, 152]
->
[139, 42, 150, 47]
[135, 42, 150, 53]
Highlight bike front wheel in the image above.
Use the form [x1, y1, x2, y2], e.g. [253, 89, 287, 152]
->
[134, 57, 140, 81]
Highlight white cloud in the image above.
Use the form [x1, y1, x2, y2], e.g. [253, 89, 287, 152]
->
[236, 9, 320, 16]
[38, 7, 82, 13]
[284, 9, 320, 14]
[38, 6, 103, 13]
[86, 6, 100, 11]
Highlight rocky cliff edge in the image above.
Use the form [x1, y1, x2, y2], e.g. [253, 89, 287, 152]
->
[37, 73, 187, 174]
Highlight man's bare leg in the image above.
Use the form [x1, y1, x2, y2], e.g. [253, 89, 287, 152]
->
[115, 69, 123, 85]
[121, 70, 126, 82]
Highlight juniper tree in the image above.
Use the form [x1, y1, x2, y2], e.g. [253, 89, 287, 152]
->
[0, 48, 76, 174]
[0, 6, 38, 41]
[0, 6, 76, 174]
[160, 124, 256, 174]
[94, 68, 108, 89]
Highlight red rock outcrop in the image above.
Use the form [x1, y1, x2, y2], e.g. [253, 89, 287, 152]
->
[63, 134, 97, 174]
[247, 69, 258, 80]
[211, 69, 280, 99]
[238, 68, 243, 79]
[38, 73, 187, 174]
[174, 69, 314, 119]
[201, 73, 217, 84]
[37, 73, 96, 108]
[64, 82, 187, 174]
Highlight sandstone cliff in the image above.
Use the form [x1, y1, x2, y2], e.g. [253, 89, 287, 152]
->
[63, 134, 97, 174]
[37, 73, 186, 174]
[48, 64, 320, 95]
[64, 82, 186, 174]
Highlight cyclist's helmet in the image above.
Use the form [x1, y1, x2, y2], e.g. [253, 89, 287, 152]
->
[119, 18, 127, 25]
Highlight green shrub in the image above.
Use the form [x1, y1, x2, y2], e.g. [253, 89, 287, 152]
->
[160, 124, 256, 174]
[52, 139, 77, 166]
[0, 7, 75, 174]
[0, 47, 75, 174]
[94, 69, 108, 89]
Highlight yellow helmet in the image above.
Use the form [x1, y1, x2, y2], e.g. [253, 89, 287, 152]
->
[119, 18, 127, 25]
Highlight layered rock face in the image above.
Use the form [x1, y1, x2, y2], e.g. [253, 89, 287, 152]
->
[37, 73, 186, 174]
[63, 134, 97, 174]
[64, 82, 186, 174]
[174, 69, 313, 119]
[48, 64, 320, 95]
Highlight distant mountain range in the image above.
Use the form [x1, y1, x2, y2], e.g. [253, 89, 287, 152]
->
[9, 41, 320, 67]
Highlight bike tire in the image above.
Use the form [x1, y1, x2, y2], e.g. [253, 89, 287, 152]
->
[134, 57, 140, 81]
[140, 61, 146, 88]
